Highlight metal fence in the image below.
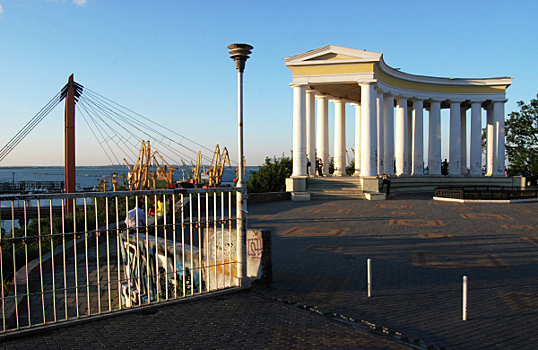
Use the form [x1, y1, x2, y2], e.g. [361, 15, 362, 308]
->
[434, 186, 538, 200]
[0, 188, 242, 334]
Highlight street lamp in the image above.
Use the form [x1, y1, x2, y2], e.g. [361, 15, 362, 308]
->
[228, 43, 252, 284]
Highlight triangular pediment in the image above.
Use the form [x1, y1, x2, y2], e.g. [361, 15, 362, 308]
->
[284, 45, 382, 65]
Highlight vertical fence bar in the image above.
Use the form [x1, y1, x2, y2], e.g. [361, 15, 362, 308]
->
[164, 194, 169, 301]
[37, 199, 44, 324]
[84, 198, 90, 316]
[137, 196, 143, 306]
[463, 276, 468, 321]
[181, 194, 186, 297]
[0, 201, 3, 332]
[49, 200, 56, 322]
[11, 201, 19, 328]
[62, 199, 67, 320]
[95, 199, 101, 314]
[1, 202, 4, 332]
[221, 192, 227, 288]
[367, 258, 372, 298]
[125, 196, 130, 308]
[196, 193, 201, 295]
[189, 193, 195, 295]
[116, 196, 121, 311]
[145, 196, 150, 304]
[205, 192, 209, 293]
[74, 202, 79, 319]
[172, 194, 177, 300]
[213, 192, 217, 290]
[24, 202, 31, 326]
[228, 191, 233, 286]
[105, 197, 111, 312]
[154, 194, 159, 302]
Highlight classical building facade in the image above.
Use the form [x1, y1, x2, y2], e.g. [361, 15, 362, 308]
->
[284, 45, 513, 179]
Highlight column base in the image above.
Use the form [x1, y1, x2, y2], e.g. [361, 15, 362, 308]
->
[286, 176, 307, 192]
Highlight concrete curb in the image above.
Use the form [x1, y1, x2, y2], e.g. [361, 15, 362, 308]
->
[433, 196, 538, 204]
[254, 291, 447, 350]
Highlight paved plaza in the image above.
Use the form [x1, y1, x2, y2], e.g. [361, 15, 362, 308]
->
[3, 193, 538, 349]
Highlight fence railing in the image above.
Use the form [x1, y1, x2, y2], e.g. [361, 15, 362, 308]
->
[434, 186, 538, 200]
[0, 188, 242, 334]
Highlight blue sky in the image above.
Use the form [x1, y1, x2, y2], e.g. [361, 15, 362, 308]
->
[1, 0, 537, 167]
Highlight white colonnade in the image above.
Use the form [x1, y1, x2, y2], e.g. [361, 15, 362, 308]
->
[290, 83, 508, 178]
[285, 45, 512, 179]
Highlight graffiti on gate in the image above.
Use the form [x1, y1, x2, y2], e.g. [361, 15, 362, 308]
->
[119, 232, 202, 307]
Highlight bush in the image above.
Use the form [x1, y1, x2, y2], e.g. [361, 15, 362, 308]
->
[247, 155, 292, 193]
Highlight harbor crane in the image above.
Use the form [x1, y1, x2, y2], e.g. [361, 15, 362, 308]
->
[124, 141, 175, 190]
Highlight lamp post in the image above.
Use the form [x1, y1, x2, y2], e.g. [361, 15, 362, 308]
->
[228, 43, 252, 284]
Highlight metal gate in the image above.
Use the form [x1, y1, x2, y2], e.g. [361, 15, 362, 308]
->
[0, 188, 243, 334]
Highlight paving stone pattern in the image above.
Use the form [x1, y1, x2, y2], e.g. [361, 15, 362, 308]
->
[2, 292, 411, 350]
[248, 194, 538, 350]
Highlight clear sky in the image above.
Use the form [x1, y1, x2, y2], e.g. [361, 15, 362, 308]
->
[1, 0, 537, 167]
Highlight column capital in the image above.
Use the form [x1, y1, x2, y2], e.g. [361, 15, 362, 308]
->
[409, 97, 425, 102]
[427, 98, 443, 103]
[289, 83, 309, 88]
[470, 100, 486, 105]
[447, 99, 465, 104]
[350, 102, 360, 107]
[306, 89, 317, 94]
[358, 80, 377, 86]
[330, 99, 346, 105]
[315, 94, 329, 100]
[492, 99, 509, 104]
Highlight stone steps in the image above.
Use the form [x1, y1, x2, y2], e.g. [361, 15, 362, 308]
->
[306, 177, 365, 200]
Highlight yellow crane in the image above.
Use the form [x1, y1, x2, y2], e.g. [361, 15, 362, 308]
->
[124, 141, 175, 190]
[207, 145, 231, 187]
[192, 151, 203, 185]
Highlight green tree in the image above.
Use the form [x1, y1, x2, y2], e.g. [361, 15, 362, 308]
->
[247, 155, 292, 193]
[346, 159, 355, 175]
[505, 95, 538, 177]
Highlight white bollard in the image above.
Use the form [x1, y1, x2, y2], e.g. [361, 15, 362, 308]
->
[367, 258, 371, 298]
[463, 276, 468, 321]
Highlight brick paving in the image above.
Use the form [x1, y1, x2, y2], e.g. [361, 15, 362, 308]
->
[4, 192, 538, 349]
[2, 291, 411, 350]
[248, 193, 538, 350]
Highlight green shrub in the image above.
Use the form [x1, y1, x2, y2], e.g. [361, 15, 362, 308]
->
[247, 155, 292, 193]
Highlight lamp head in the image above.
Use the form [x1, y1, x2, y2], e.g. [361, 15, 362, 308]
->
[228, 43, 253, 73]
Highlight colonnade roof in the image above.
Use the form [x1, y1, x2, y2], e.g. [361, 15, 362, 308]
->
[284, 45, 513, 105]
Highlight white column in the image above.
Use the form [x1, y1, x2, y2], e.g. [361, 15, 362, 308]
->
[460, 106, 468, 175]
[412, 99, 424, 175]
[316, 95, 330, 176]
[395, 97, 407, 175]
[306, 89, 316, 176]
[407, 107, 413, 174]
[428, 100, 442, 175]
[449, 101, 462, 176]
[493, 101, 506, 176]
[351, 103, 361, 175]
[292, 84, 307, 176]
[486, 104, 494, 176]
[377, 90, 384, 174]
[333, 99, 346, 176]
[469, 102, 483, 175]
[383, 94, 395, 175]
[360, 82, 378, 176]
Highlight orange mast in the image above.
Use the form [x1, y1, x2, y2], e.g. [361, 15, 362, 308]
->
[65, 74, 76, 214]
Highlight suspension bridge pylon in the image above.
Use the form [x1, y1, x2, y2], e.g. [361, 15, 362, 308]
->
[63, 74, 77, 214]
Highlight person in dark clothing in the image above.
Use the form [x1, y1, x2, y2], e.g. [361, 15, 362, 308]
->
[316, 158, 324, 176]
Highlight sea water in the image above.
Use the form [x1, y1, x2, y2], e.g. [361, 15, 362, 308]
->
[0, 165, 258, 189]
